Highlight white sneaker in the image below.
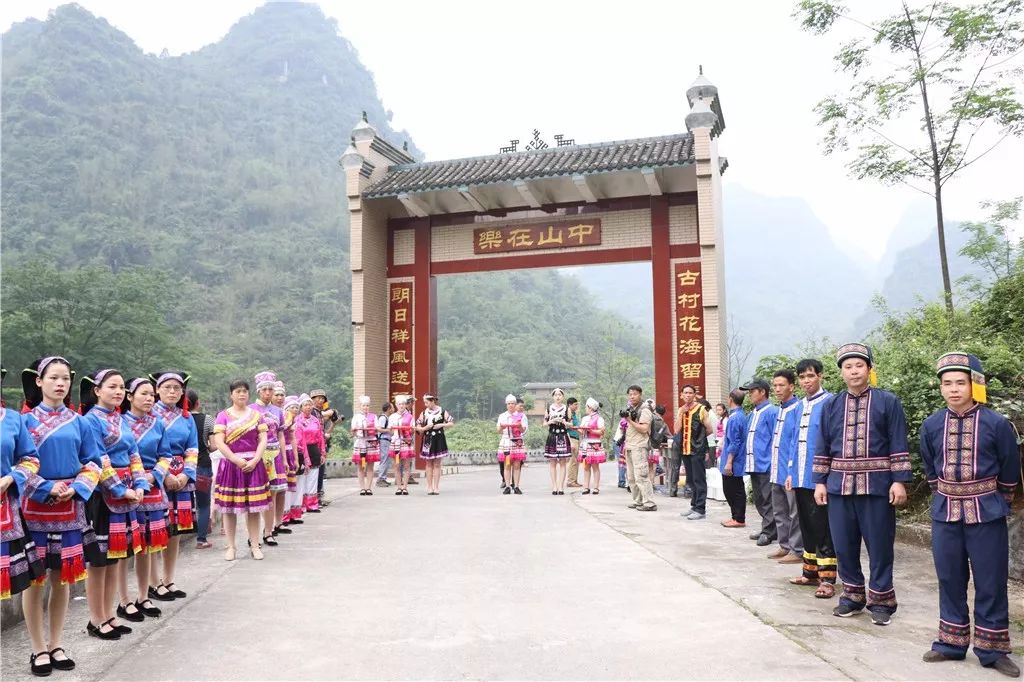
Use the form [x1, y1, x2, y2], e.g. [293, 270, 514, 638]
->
[686, 511, 706, 520]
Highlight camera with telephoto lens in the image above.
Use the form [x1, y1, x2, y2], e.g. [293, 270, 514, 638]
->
[619, 404, 640, 421]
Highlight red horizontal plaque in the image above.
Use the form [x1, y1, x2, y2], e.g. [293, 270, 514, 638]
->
[473, 219, 602, 255]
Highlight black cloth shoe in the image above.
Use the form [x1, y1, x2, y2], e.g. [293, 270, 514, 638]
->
[165, 583, 186, 599]
[48, 648, 75, 671]
[275, 525, 293, 535]
[137, 599, 161, 618]
[557, 491, 565, 495]
[502, 486, 511, 495]
[922, 650, 958, 663]
[833, 603, 863, 618]
[291, 517, 305, 523]
[263, 535, 278, 547]
[513, 487, 523, 495]
[582, 489, 591, 495]
[117, 602, 145, 622]
[869, 609, 891, 626]
[30, 652, 52, 677]
[148, 585, 176, 602]
[87, 620, 121, 640]
[109, 618, 132, 635]
[990, 657, 1021, 678]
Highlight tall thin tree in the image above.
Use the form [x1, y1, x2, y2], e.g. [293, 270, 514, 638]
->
[795, 0, 1024, 315]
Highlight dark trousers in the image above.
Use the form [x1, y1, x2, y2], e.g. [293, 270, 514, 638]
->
[682, 454, 707, 514]
[749, 472, 776, 539]
[722, 475, 746, 522]
[195, 465, 213, 542]
[499, 459, 505, 481]
[794, 487, 836, 583]
[931, 517, 1011, 665]
[829, 494, 897, 614]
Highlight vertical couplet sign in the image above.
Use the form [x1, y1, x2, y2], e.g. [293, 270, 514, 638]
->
[674, 263, 706, 397]
[388, 282, 414, 401]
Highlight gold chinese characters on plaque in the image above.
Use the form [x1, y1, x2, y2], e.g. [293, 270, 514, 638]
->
[473, 219, 602, 255]
[388, 282, 414, 400]
[674, 263, 706, 397]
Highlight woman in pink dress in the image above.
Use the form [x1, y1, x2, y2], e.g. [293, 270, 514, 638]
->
[577, 398, 607, 495]
[210, 380, 271, 561]
[497, 394, 526, 495]
[294, 395, 326, 512]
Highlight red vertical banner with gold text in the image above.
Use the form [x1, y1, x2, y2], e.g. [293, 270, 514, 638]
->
[674, 263, 706, 397]
[388, 281, 414, 400]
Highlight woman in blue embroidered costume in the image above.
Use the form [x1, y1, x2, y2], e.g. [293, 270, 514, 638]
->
[148, 371, 198, 603]
[19, 357, 104, 676]
[415, 394, 454, 496]
[543, 388, 573, 495]
[80, 370, 149, 640]
[121, 377, 170, 620]
[1, 366, 46, 603]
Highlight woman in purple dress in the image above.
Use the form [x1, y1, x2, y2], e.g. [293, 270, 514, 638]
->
[211, 380, 271, 561]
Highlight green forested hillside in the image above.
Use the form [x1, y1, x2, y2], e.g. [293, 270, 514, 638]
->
[0, 3, 651, 411]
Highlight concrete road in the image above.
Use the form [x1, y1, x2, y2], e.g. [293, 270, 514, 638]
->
[1, 463, 1020, 681]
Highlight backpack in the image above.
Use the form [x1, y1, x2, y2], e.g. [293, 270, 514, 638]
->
[649, 413, 669, 450]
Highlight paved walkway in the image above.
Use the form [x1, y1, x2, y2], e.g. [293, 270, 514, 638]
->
[1, 463, 1020, 680]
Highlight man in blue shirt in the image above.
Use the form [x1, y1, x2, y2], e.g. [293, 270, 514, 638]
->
[919, 353, 1020, 677]
[782, 359, 835, 597]
[814, 343, 910, 626]
[768, 370, 803, 564]
[740, 378, 778, 546]
[718, 389, 748, 527]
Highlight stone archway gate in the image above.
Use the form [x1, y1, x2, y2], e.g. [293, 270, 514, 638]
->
[340, 73, 729, 418]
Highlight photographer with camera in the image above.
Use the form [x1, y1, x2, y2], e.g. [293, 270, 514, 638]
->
[622, 385, 657, 512]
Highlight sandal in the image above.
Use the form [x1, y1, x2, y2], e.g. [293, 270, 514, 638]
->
[790, 576, 819, 586]
[582, 489, 591, 495]
[136, 599, 162, 618]
[402, 489, 409, 495]
[30, 651, 52, 677]
[593, 489, 600, 495]
[815, 583, 836, 599]
[49, 648, 75, 671]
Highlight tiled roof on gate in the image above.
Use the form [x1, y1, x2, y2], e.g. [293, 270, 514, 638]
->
[364, 132, 695, 198]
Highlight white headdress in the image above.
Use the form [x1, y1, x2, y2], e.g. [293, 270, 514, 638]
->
[586, 397, 600, 411]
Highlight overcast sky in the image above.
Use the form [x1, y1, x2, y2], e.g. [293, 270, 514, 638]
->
[3, 0, 1021, 262]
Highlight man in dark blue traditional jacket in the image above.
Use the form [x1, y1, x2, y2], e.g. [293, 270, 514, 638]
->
[813, 343, 910, 626]
[920, 352, 1021, 678]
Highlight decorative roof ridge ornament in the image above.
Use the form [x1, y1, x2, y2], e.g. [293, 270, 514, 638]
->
[499, 130, 575, 154]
